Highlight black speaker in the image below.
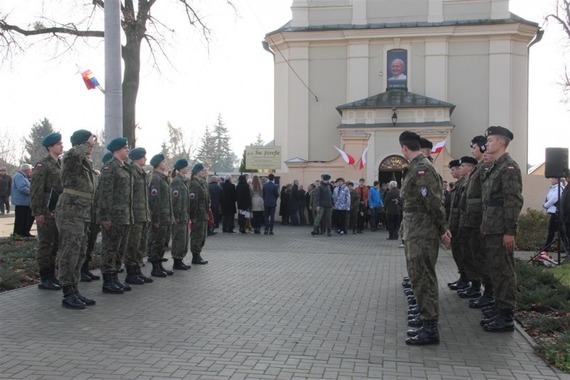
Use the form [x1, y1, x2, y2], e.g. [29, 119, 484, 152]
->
[545, 147, 569, 178]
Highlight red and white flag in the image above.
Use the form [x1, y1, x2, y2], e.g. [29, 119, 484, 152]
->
[359, 145, 369, 170]
[334, 146, 356, 165]
[431, 140, 446, 154]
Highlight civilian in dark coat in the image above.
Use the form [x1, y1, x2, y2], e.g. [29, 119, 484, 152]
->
[279, 185, 290, 225]
[384, 181, 401, 240]
[262, 174, 279, 234]
[208, 176, 224, 229]
[221, 176, 237, 233]
[0, 166, 11, 214]
[235, 175, 252, 233]
[289, 180, 302, 226]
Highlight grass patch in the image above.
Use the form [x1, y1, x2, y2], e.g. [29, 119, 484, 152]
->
[552, 264, 570, 288]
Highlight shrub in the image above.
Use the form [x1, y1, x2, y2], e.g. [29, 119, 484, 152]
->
[536, 334, 570, 373]
[517, 208, 549, 251]
[528, 314, 570, 334]
[516, 260, 570, 312]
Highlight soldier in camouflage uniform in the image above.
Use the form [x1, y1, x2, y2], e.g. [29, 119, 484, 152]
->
[148, 154, 174, 277]
[311, 174, 333, 236]
[399, 131, 451, 345]
[479, 126, 523, 332]
[96, 137, 133, 294]
[188, 163, 210, 265]
[30, 132, 63, 291]
[446, 159, 468, 292]
[56, 130, 97, 309]
[171, 158, 191, 270]
[124, 147, 153, 285]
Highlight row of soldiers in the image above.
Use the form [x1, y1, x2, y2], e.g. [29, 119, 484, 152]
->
[30, 130, 210, 310]
[399, 126, 523, 345]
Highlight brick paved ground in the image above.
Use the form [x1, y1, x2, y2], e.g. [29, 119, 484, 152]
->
[0, 222, 567, 379]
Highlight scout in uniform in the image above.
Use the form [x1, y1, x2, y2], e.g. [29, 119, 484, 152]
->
[188, 163, 210, 265]
[170, 158, 191, 270]
[446, 159, 468, 291]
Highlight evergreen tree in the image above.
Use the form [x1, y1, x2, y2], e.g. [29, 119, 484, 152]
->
[25, 118, 55, 164]
[196, 126, 215, 169]
[211, 114, 237, 172]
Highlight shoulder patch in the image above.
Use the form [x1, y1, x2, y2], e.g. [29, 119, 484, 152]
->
[172, 189, 179, 197]
[507, 166, 515, 172]
[189, 193, 196, 199]
[150, 188, 158, 197]
[420, 186, 428, 197]
[418, 170, 425, 176]
[103, 166, 109, 171]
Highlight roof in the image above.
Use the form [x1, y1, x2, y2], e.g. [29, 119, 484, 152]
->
[336, 90, 456, 114]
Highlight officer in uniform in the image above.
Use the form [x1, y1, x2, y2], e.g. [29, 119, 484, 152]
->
[171, 158, 191, 270]
[30, 132, 63, 291]
[188, 163, 210, 265]
[124, 147, 153, 285]
[480, 126, 523, 332]
[96, 137, 133, 294]
[56, 130, 97, 309]
[148, 153, 174, 276]
[399, 131, 451, 345]
[446, 159, 468, 291]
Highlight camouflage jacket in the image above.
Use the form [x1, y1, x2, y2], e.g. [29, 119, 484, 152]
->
[448, 176, 466, 231]
[171, 173, 189, 223]
[131, 163, 151, 223]
[350, 189, 360, 212]
[481, 153, 523, 235]
[188, 176, 210, 221]
[57, 145, 95, 222]
[401, 153, 447, 240]
[459, 161, 485, 228]
[149, 171, 173, 224]
[96, 157, 133, 225]
[30, 155, 62, 218]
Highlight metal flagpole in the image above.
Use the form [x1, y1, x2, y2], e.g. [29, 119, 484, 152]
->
[104, 0, 123, 142]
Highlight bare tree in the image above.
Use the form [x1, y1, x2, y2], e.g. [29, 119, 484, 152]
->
[546, 0, 570, 99]
[0, 0, 234, 144]
[0, 130, 24, 168]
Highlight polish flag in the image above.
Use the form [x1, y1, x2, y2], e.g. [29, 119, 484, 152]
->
[359, 145, 369, 170]
[334, 146, 356, 165]
[431, 140, 446, 154]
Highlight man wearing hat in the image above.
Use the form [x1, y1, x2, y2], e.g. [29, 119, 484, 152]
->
[124, 147, 153, 284]
[311, 174, 333, 236]
[30, 132, 64, 291]
[56, 129, 97, 309]
[188, 163, 210, 264]
[95, 137, 133, 294]
[479, 126, 523, 332]
[420, 137, 434, 162]
[170, 158, 191, 270]
[446, 159, 468, 292]
[399, 131, 451, 345]
[148, 153, 174, 277]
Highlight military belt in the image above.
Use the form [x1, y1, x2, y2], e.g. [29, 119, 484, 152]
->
[63, 188, 93, 200]
[403, 206, 427, 213]
[485, 199, 504, 207]
[467, 198, 482, 204]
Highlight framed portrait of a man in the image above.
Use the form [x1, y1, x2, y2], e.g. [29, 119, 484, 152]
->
[387, 49, 408, 90]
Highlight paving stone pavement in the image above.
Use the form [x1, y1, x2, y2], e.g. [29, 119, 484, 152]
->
[0, 224, 568, 380]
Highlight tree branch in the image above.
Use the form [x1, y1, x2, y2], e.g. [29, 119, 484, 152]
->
[0, 19, 103, 38]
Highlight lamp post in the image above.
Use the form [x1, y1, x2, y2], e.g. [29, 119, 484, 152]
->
[391, 108, 398, 126]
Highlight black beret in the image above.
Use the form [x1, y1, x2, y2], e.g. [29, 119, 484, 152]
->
[42, 132, 62, 147]
[321, 174, 331, 181]
[70, 129, 92, 146]
[174, 158, 189, 170]
[485, 126, 513, 140]
[191, 162, 204, 174]
[459, 156, 478, 166]
[106, 137, 128, 152]
[128, 147, 146, 161]
[419, 138, 433, 149]
[102, 152, 113, 164]
[399, 131, 421, 144]
[150, 153, 165, 168]
[448, 159, 460, 168]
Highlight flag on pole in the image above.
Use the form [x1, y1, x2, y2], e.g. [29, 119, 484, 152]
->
[80, 69, 104, 93]
[334, 146, 356, 165]
[359, 145, 369, 170]
[431, 140, 446, 154]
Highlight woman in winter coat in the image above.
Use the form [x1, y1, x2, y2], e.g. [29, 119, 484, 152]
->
[235, 174, 252, 233]
[250, 175, 265, 234]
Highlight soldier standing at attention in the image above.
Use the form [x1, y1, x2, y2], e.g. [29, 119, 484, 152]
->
[399, 131, 451, 345]
[188, 163, 210, 265]
[30, 132, 64, 291]
[124, 147, 153, 285]
[96, 137, 133, 294]
[480, 126, 523, 332]
[56, 130, 97, 309]
[311, 174, 333, 236]
[170, 158, 191, 270]
[148, 154, 174, 277]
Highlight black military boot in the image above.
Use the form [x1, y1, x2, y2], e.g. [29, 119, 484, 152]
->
[151, 261, 167, 277]
[408, 315, 423, 328]
[311, 229, 320, 236]
[483, 309, 514, 332]
[159, 261, 174, 275]
[173, 258, 191, 270]
[450, 277, 469, 291]
[482, 305, 499, 318]
[102, 273, 124, 294]
[81, 259, 100, 281]
[125, 266, 145, 285]
[73, 286, 96, 306]
[113, 272, 132, 291]
[469, 293, 495, 309]
[404, 288, 414, 296]
[406, 319, 439, 345]
[38, 273, 61, 290]
[136, 265, 153, 283]
[458, 282, 482, 299]
[62, 285, 86, 309]
[191, 254, 208, 265]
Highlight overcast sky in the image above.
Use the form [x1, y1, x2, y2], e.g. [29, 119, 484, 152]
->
[0, 0, 567, 166]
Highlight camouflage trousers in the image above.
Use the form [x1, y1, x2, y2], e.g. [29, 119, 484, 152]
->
[85, 222, 101, 262]
[100, 224, 131, 274]
[56, 215, 88, 287]
[171, 221, 189, 259]
[125, 222, 149, 267]
[405, 237, 439, 321]
[450, 228, 465, 278]
[461, 227, 492, 288]
[148, 223, 170, 262]
[485, 234, 516, 310]
[313, 207, 332, 233]
[36, 217, 58, 275]
[190, 220, 208, 256]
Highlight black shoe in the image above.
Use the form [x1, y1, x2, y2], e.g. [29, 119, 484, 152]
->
[469, 295, 495, 309]
[404, 288, 414, 296]
[150, 261, 167, 277]
[113, 273, 132, 292]
[407, 315, 423, 328]
[86, 271, 100, 281]
[458, 286, 482, 299]
[38, 277, 61, 290]
[408, 297, 417, 306]
[62, 292, 86, 310]
[269, 231, 274, 235]
[159, 262, 174, 275]
[73, 287, 96, 306]
[191, 255, 209, 265]
[136, 266, 153, 283]
[449, 279, 470, 291]
[207, 231, 217, 236]
[405, 321, 439, 345]
[402, 282, 412, 289]
[173, 259, 191, 270]
[102, 273, 124, 294]
[80, 271, 92, 282]
[264, 230, 269, 235]
[125, 266, 145, 285]
[311, 230, 319, 236]
[483, 310, 514, 332]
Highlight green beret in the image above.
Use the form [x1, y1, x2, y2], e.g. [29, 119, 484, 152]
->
[321, 174, 331, 181]
[485, 126, 513, 140]
[70, 129, 92, 146]
[448, 159, 460, 169]
[419, 138, 433, 149]
[191, 162, 204, 174]
[106, 137, 128, 152]
[150, 153, 165, 168]
[102, 152, 113, 164]
[128, 147, 146, 161]
[42, 132, 62, 147]
[174, 158, 189, 170]
[459, 156, 478, 166]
